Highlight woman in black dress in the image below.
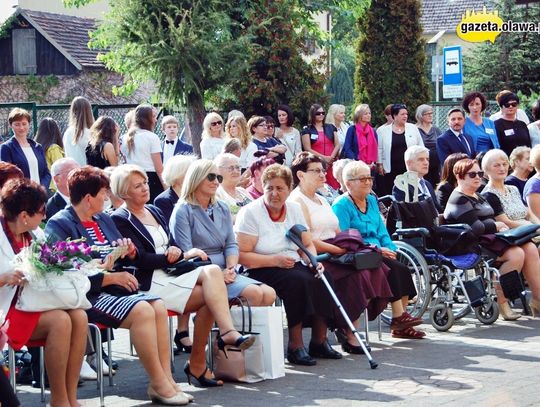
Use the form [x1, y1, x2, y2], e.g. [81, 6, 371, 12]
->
[85, 116, 120, 169]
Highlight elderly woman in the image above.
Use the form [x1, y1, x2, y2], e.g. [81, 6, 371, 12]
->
[376, 104, 424, 196]
[506, 146, 532, 202]
[120, 104, 165, 202]
[416, 104, 442, 187]
[215, 153, 252, 218]
[301, 104, 341, 189]
[326, 104, 350, 148]
[289, 153, 393, 353]
[332, 158, 353, 194]
[275, 104, 302, 166]
[332, 161, 424, 339]
[436, 153, 469, 211]
[235, 164, 341, 365]
[246, 157, 275, 199]
[341, 104, 378, 169]
[171, 159, 275, 306]
[528, 100, 540, 146]
[444, 158, 540, 319]
[524, 145, 540, 218]
[45, 166, 194, 405]
[0, 108, 52, 192]
[200, 112, 226, 160]
[1, 179, 87, 407]
[462, 91, 499, 154]
[247, 116, 287, 164]
[494, 92, 531, 157]
[109, 164, 255, 387]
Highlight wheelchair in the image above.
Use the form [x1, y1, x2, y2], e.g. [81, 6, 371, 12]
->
[379, 194, 500, 331]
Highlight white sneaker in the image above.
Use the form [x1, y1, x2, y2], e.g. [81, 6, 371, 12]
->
[80, 360, 97, 381]
[86, 354, 116, 376]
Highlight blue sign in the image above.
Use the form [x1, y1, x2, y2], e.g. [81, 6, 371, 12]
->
[443, 46, 463, 98]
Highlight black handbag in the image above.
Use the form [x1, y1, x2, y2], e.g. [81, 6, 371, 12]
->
[104, 266, 139, 297]
[499, 271, 526, 301]
[329, 247, 383, 270]
[495, 224, 540, 246]
[166, 257, 212, 277]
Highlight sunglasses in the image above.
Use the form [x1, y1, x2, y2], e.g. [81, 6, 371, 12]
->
[206, 173, 223, 183]
[315, 111, 326, 116]
[466, 171, 484, 179]
[503, 102, 518, 108]
[210, 121, 223, 126]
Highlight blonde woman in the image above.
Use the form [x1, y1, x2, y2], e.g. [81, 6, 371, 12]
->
[200, 112, 225, 160]
[63, 96, 94, 166]
[326, 104, 350, 149]
[215, 153, 252, 219]
[224, 115, 257, 172]
[120, 104, 164, 202]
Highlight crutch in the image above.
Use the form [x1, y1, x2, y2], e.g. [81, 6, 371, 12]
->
[286, 224, 378, 369]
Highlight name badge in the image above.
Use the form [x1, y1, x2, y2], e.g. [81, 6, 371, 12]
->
[504, 129, 515, 136]
[486, 128, 494, 134]
[310, 133, 318, 141]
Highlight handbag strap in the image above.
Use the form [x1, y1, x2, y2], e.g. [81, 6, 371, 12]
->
[229, 296, 252, 333]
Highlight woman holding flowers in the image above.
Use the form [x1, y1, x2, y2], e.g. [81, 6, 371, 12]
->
[45, 166, 192, 406]
[0, 178, 87, 407]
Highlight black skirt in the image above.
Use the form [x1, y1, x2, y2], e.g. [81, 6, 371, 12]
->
[383, 257, 418, 302]
[246, 263, 335, 328]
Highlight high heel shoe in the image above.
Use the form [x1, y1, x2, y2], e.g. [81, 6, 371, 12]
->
[217, 329, 256, 359]
[147, 385, 189, 406]
[183, 361, 223, 387]
[174, 384, 194, 403]
[174, 331, 192, 354]
[499, 302, 521, 321]
[530, 299, 540, 317]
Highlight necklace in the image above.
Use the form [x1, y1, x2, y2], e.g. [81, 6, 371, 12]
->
[264, 202, 286, 222]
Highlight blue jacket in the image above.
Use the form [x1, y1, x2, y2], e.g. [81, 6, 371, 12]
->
[0, 136, 51, 191]
[153, 187, 179, 222]
[161, 138, 193, 161]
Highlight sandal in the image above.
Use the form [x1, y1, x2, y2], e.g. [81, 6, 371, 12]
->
[390, 312, 422, 330]
[392, 327, 426, 339]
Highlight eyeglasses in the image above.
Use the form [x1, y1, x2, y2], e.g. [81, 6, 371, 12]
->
[503, 102, 518, 108]
[349, 176, 374, 183]
[266, 124, 275, 129]
[465, 171, 484, 179]
[220, 165, 241, 172]
[423, 112, 433, 116]
[206, 173, 224, 183]
[315, 111, 326, 116]
[257, 123, 267, 128]
[210, 121, 223, 126]
[305, 168, 326, 175]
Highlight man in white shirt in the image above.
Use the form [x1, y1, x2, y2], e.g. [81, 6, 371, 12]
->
[161, 115, 193, 165]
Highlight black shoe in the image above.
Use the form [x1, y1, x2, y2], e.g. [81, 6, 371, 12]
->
[287, 347, 317, 366]
[341, 341, 371, 355]
[334, 329, 347, 345]
[102, 349, 118, 370]
[216, 330, 255, 358]
[174, 330, 192, 354]
[183, 361, 223, 387]
[308, 340, 343, 359]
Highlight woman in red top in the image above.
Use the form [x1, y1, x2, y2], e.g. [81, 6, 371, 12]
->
[0, 178, 87, 407]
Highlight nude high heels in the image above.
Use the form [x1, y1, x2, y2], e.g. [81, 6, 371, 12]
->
[147, 385, 189, 406]
[499, 302, 521, 321]
[529, 299, 540, 317]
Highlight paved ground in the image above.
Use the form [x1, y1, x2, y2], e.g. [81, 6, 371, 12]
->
[14, 309, 540, 407]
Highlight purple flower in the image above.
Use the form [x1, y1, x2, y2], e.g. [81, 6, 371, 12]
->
[55, 241, 67, 252]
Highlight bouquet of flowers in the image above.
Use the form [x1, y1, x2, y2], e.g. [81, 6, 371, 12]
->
[12, 238, 93, 283]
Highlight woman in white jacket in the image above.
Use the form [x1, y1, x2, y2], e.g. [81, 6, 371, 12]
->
[376, 104, 424, 196]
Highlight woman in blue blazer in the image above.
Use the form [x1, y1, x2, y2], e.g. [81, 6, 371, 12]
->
[0, 108, 51, 192]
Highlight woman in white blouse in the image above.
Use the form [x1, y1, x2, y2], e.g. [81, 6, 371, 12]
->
[326, 104, 350, 151]
[63, 96, 94, 166]
[275, 104, 302, 166]
[215, 153, 252, 220]
[200, 112, 225, 160]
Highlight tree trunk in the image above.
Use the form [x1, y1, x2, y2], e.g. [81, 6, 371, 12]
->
[186, 92, 206, 158]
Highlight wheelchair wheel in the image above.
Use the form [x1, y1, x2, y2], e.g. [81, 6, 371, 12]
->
[430, 303, 455, 331]
[474, 300, 499, 325]
[394, 241, 431, 318]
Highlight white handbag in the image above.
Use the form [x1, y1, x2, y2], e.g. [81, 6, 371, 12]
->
[16, 271, 92, 312]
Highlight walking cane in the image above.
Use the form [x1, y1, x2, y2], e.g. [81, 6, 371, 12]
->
[286, 224, 378, 369]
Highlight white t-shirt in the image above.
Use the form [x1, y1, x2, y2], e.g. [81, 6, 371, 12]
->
[21, 146, 39, 183]
[528, 122, 540, 147]
[120, 129, 162, 171]
[200, 136, 225, 160]
[239, 142, 258, 169]
[63, 127, 90, 166]
[234, 199, 307, 264]
[288, 188, 338, 241]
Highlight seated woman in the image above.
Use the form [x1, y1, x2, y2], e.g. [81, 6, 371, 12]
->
[215, 153, 253, 219]
[436, 152, 469, 211]
[245, 156, 275, 199]
[289, 153, 393, 353]
[44, 166, 245, 404]
[332, 161, 424, 339]
[524, 145, 540, 218]
[1, 178, 87, 407]
[506, 146, 532, 203]
[235, 164, 341, 366]
[170, 159, 275, 306]
[445, 158, 540, 320]
[109, 164, 255, 386]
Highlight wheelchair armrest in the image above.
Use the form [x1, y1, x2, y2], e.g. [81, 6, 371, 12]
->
[316, 253, 331, 262]
[377, 195, 397, 205]
[439, 223, 472, 231]
[392, 227, 430, 239]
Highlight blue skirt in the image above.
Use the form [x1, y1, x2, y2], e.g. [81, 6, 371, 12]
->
[226, 274, 262, 299]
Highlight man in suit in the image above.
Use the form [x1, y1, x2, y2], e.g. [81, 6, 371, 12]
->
[46, 157, 79, 220]
[436, 108, 476, 165]
[393, 145, 442, 213]
[161, 115, 193, 165]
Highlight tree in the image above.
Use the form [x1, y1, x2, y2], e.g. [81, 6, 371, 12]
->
[354, 0, 430, 125]
[465, 0, 540, 98]
[222, 0, 328, 125]
[327, 56, 354, 106]
[67, 0, 252, 156]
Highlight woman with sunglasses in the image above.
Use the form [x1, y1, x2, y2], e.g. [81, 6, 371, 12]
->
[200, 113, 226, 160]
[171, 159, 276, 307]
[301, 104, 341, 190]
[493, 92, 531, 157]
[376, 104, 424, 196]
[444, 158, 540, 319]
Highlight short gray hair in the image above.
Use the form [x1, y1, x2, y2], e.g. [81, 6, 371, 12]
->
[162, 154, 197, 187]
[481, 149, 509, 172]
[415, 104, 433, 123]
[404, 145, 429, 163]
[342, 160, 371, 181]
[51, 157, 79, 177]
[110, 164, 148, 200]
